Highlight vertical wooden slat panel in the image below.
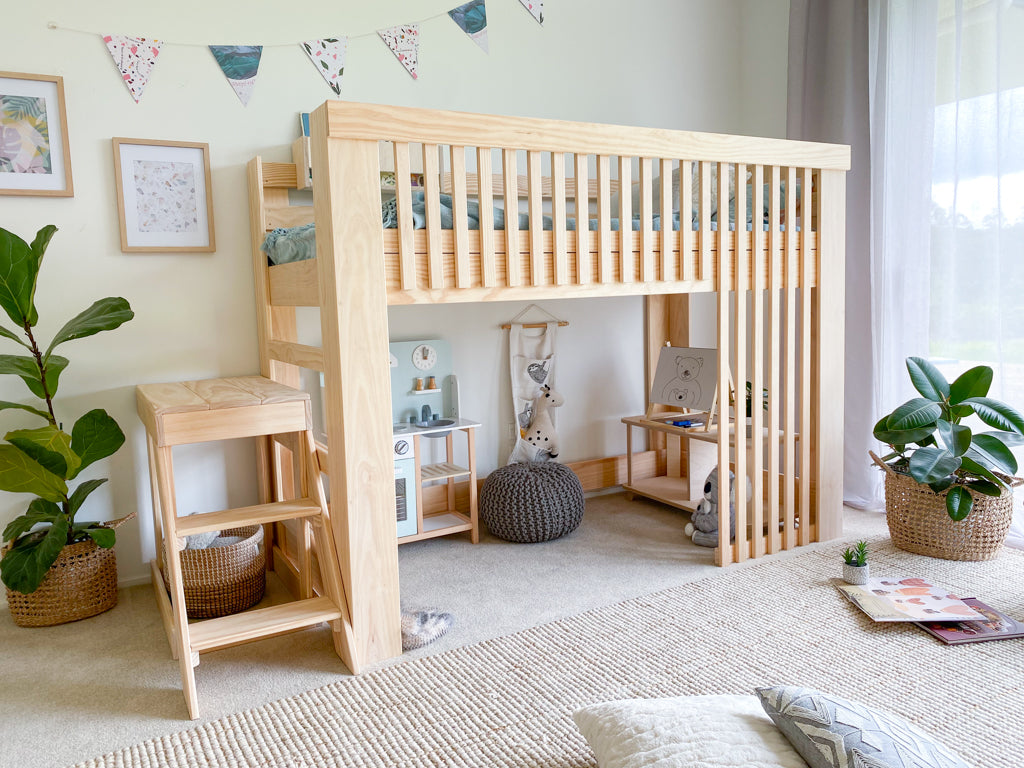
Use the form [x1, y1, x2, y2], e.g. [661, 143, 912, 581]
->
[597, 155, 612, 283]
[733, 163, 748, 563]
[750, 164, 766, 559]
[450, 145, 470, 288]
[527, 150, 544, 285]
[783, 165, 798, 549]
[422, 144, 443, 290]
[715, 160, 732, 566]
[699, 161, 712, 281]
[659, 158, 674, 281]
[639, 157, 654, 282]
[618, 157, 633, 283]
[477, 147, 496, 288]
[574, 153, 590, 285]
[392, 143, 416, 291]
[767, 165, 782, 553]
[799, 167, 813, 546]
[815, 170, 846, 542]
[552, 152, 568, 285]
[502, 149, 521, 287]
[681, 160, 694, 281]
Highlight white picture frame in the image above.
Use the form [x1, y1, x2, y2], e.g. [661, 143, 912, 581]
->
[112, 137, 215, 253]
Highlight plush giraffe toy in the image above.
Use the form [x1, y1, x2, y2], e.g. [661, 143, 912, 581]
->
[524, 384, 564, 460]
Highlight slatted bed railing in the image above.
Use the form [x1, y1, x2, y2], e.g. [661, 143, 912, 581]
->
[247, 100, 849, 672]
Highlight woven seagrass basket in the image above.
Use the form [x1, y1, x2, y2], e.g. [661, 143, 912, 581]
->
[169, 525, 266, 619]
[5, 513, 134, 628]
[876, 455, 1020, 561]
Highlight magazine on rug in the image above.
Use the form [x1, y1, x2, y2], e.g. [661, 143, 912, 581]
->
[832, 577, 987, 622]
[915, 598, 1024, 645]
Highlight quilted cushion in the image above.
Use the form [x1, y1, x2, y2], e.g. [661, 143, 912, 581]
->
[573, 694, 809, 768]
[755, 685, 970, 768]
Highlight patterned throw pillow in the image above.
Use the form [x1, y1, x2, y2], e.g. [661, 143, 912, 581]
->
[755, 685, 971, 768]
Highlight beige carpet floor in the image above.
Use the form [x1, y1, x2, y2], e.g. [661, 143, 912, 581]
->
[70, 535, 1024, 768]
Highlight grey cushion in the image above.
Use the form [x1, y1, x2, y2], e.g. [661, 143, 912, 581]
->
[479, 461, 584, 543]
[755, 685, 971, 768]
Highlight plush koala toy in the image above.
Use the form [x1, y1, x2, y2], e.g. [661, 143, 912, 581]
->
[684, 467, 752, 548]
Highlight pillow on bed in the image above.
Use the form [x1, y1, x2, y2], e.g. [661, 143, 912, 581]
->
[755, 685, 971, 768]
[572, 694, 809, 768]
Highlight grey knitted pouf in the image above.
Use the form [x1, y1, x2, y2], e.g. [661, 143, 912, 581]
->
[480, 461, 585, 543]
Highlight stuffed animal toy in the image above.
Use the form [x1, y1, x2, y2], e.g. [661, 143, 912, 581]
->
[684, 467, 752, 548]
[524, 384, 564, 460]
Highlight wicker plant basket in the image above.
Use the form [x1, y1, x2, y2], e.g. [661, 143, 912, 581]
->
[169, 525, 266, 619]
[875, 454, 1021, 561]
[5, 513, 134, 628]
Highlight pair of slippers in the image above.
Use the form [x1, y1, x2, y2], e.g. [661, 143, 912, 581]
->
[400, 608, 454, 651]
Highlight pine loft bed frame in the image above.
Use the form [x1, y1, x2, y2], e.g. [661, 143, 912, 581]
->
[247, 100, 850, 673]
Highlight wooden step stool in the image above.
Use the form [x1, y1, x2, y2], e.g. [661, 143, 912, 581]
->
[137, 376, 353, 719]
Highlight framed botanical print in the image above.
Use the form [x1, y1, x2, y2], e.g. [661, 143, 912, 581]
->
[0, 71, 74, 196]
[112, 138, 215, 253]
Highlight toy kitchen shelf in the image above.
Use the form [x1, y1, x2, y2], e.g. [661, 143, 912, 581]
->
[397, 417, 480, 545]
[621, 413, 798, 513]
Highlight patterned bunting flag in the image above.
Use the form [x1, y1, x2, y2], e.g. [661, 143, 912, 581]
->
[518, 0, 544, 24]
[103, 34, 163, 103]
[378, 25, 420, 80]
[209, 45, 263, 106]
[301, 38, 348, 95]
[448, 0, 489, 53]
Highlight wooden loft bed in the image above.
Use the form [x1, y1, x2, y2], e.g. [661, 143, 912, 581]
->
[247, 100, 850, 673]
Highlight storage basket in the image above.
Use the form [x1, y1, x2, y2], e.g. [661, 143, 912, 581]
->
[877, 456, 1020, 561]
[5, 513, 133, 628]
[170, 525, 266, 618]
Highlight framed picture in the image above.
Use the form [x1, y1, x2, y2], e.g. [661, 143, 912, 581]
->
[0, 71, 73, 196]
[112, 138, 215, 253]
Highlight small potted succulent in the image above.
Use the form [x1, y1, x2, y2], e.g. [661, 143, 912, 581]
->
[0, 224, 134, 626]
[871, 356, 1024, 560]
[842, 540, 869, 585]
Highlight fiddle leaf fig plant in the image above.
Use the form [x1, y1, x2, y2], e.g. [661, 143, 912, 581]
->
[873, 356, 1024, 522]
[0, 225, 134, 594]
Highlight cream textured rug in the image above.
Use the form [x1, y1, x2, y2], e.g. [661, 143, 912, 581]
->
[76, 538, 1024, 768]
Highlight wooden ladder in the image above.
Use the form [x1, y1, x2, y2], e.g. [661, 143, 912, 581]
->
[137, 376, 354, 719]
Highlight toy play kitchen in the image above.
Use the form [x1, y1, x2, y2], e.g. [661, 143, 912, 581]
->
[390, 339, 480, 544]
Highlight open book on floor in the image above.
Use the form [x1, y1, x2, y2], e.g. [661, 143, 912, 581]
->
[915, 598, 1024, 645]
[832, 577, 986, 622]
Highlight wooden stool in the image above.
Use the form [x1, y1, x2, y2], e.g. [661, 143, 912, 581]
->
[137, 376, 352, 719]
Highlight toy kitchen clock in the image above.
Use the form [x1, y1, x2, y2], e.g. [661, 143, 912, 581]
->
[411, 343, 438, 372]
[389, 338, 452, 424]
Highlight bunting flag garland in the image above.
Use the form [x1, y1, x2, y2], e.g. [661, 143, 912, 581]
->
[103, 34, 163, 103]
[448, 0, 489, 53]
[301, 38, 348, 95]
[518, 0, 544, 24]
[377, 25, 420, 80]
[209, 45, 263, 106]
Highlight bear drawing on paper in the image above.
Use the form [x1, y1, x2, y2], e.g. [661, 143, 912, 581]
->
[661, 355, 702, 408]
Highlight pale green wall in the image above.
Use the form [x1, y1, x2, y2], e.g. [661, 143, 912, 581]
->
[0, 0, 789, 588]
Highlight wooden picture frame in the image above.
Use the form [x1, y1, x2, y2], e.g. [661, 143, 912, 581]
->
[0, 71, 73, 196]
[112, 138, 215, 253]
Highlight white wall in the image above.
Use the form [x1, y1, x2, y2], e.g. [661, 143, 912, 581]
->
[0, 0, 789, 588]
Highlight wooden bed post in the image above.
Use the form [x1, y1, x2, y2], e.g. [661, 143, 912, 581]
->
[813, 170, 846, 540]
[310, 105, 403, 669]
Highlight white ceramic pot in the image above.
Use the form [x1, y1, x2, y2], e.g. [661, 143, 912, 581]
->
[843, 562, 870, 585]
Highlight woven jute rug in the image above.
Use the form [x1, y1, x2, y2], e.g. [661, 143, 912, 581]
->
[76, 537, 1024, 768]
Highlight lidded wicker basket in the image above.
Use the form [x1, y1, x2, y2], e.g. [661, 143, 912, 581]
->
[880, 462, 1019, 561]
[169, 525, 266, 618]
[5, 513, 134, 628]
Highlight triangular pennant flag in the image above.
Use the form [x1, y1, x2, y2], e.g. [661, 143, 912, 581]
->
[103, 34, 163, 103]
[209, 45, 263, 106]
[448, 0, 489, 53]
[377, 25, 420, 80]
[518, 0, 544, 24]
[301, 38, 348, 95]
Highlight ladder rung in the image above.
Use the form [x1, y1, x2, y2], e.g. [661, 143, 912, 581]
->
[188, 596, 342, 652]
[175, 499, 322, 536]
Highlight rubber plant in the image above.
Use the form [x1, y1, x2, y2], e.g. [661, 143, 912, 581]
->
[0, 225, 134, 594]
[873, 356, 1024, 521]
